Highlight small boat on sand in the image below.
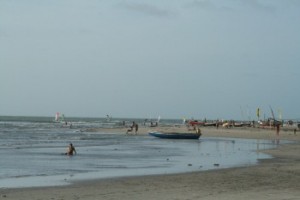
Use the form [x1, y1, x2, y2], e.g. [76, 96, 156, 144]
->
[148, 132, 201, 139]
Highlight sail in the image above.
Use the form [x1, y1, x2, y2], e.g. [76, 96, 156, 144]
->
[55, 112, 60, 122]
[61, 114, 65, 122]
[269, 106, 275, 119]
[157, 116, 161, 123]
[256, 108, 260, 119]
[106, 115, 111, 122]
[278, 109, 282, 120]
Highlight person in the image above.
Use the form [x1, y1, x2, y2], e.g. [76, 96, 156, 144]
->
[65, 143, 76, 155]
[126, 126, 133, 134]
[276, 124, 280, 136]
[150, 121, 158, 127]
[135, 123, 138, 134]
[196, 127, 202, 136]
[126, 122, 135, 134]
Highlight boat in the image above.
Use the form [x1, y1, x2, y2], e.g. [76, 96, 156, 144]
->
[187, 120, 204, 126]
[148, 132, 201, 139]
[203, 122, 217, 127]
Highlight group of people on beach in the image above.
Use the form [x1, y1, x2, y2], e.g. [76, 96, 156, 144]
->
[64, 121, 140, 156]
[126, 121, 139, 134]
[143, 119, 158, 127]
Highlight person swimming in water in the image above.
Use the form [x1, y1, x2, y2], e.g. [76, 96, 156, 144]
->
[65, 143, 76, 155]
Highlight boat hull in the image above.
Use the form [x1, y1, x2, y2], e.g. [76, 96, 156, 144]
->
[148, 132, 200, 139]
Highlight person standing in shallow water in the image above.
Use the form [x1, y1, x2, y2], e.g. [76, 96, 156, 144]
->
[135, 123, 138, 134]
[65, 143, 76, 155]
[126, 121, 135, 134]
[276, 124, 280, 136]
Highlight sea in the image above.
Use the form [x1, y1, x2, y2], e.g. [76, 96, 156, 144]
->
[0, 116, 284, 188]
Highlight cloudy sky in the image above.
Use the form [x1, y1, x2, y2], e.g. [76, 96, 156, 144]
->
[1, 0, 299, 120]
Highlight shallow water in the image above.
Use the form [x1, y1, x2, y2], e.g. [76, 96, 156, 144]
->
[0, 117, 286, 188]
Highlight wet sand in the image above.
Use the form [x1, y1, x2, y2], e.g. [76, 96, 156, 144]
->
[1, 126, 300, 200]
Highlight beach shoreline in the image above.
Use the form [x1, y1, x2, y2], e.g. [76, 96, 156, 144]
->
[1, 126, 299, 200]
[87, 124, 300, 141]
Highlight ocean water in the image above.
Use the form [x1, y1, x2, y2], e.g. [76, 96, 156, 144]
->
[0, 116, 283, 188]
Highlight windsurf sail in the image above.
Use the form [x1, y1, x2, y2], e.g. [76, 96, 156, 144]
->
[269, 106, 275, 119]
[55, 112, 60, 122]
[278, 109, 282, 120]
[157, 116, 161, 123]
[256, 108, 260, 119]
[61, 114, 66, 122]
[106, 115, 111, 122]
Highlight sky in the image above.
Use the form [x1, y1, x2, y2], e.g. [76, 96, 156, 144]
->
[0, 0, 299, 120]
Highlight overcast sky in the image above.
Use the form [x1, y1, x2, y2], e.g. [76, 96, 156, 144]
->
[1, 0, 299, 120]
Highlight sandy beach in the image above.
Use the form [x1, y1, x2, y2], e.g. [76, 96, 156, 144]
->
[1, 126, 299, 200]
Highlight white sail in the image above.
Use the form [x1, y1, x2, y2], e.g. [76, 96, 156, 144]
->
[157, 116, 161, 123]
[55, 112, 60, 122]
